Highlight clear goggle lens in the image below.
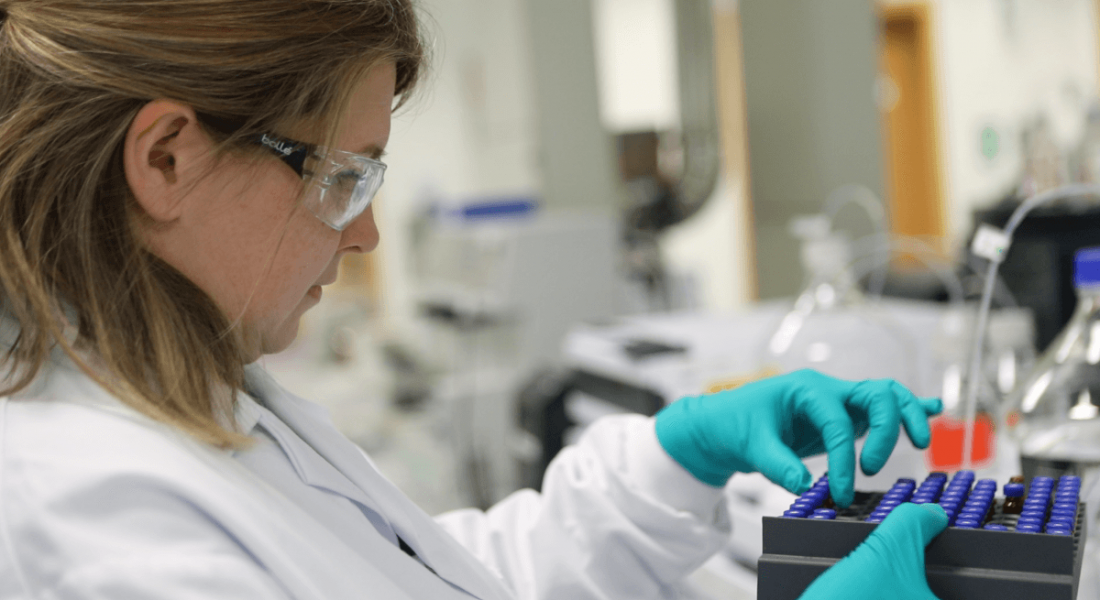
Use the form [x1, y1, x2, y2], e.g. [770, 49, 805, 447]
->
[303, 151, 386, 231]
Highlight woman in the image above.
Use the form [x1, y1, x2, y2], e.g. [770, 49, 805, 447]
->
[0, 1, 947, 599]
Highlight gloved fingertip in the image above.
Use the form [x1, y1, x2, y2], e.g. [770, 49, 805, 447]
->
[787, 468, 812, 495]
[833, 488, 854, 508]
[920, 397, 944, 416]
[909, 427, 932, 449]
[859, 463, 883, 477]
[919, 502, 948, 521]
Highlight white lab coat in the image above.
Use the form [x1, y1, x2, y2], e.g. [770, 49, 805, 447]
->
[0, 347, 731, 599]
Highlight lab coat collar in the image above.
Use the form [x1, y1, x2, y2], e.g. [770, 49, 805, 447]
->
[234, 390, 402, 546]
[242, 364, 512, 600]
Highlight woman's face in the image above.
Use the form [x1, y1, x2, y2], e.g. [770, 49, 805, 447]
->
[125, 63, 396, 362]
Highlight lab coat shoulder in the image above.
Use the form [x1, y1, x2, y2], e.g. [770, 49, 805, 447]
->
[0, 365, 297, 600]
[434, 414, 733, 600]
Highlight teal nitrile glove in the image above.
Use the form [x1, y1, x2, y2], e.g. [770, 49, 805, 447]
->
[654, 370, 942, 506]
[799, 503, 948, 600]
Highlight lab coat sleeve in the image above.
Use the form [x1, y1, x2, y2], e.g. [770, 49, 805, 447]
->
[433, 414, 731, 600]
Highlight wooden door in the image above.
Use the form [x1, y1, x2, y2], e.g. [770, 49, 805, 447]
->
[880, 5, 946, 248]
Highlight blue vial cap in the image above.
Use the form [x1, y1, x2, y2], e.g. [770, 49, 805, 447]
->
[939, 501, 960, 511]
[911, 498, 932, 505]
[865, 516, 885, 523]
[1046, 526, 1073, 536]
[1017, 518, 1044, 527]
[1017, 523, 1041, 533]
[782, 510, 807, 518]
[984, 524, 1009, 531]
[812, 509, 836, 519]
[1048, 514, 1076, 525]
[975, 479, 997, 488]
[927, 472, 949, 479]
[1061, 475, 1082, 485]
[1051, 506, 1077, 516]
[792, 499, 817, 509]
[1020, 510, 1047, 520]
[955, 520, 980, 529]
[1074, 247, 1100, 287]
[877, 500, 902, 509]
[1004, 483, 1025, 497]
[870, 511, 892, 520]
[955, 470, 976, 478]
[896, 478, 917, 485]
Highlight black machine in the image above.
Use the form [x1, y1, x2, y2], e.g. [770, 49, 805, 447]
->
[975, 194, 1100, 351]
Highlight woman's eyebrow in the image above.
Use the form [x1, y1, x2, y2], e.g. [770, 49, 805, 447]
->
[357, 144, 386, 160]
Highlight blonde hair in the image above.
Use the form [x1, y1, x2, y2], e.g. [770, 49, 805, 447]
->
[0, 0, 425, 448]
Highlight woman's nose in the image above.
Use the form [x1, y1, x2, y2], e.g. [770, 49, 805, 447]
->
[340, 204, 380, 254]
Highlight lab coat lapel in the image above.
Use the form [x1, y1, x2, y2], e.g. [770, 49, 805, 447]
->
[245, 365, 513, 600]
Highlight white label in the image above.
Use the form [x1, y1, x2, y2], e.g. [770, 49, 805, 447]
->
[971, 224, 1011, 263]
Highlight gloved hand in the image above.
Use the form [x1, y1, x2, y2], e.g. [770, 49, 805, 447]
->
[654, 370, 942, 506]
[799, 503, 948, 600]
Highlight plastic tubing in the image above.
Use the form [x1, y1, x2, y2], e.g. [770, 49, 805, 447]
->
[844, 234, 967, 307]
[824, 185, 891, 295]
[961, 184, 1100, 468]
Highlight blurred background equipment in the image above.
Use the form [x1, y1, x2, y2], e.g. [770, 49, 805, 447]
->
[410, 201, 619, 508]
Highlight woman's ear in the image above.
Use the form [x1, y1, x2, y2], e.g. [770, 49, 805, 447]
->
[124, 100, 208, 223]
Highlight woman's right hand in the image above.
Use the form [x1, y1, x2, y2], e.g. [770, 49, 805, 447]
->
[799, 503, 948, 600]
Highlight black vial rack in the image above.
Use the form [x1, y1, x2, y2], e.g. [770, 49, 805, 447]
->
[758, 480, 1087, 599]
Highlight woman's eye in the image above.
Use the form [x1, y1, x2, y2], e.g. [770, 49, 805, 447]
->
[333, 170, 361, 194]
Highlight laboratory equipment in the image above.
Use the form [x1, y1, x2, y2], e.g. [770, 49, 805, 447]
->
[413, 205, 620, 507]
[759, 474, 1087, 600]
[762, 214, 919, 388]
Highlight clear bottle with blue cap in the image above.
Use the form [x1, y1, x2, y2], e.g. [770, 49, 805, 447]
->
[1009, 247, 1100, 464]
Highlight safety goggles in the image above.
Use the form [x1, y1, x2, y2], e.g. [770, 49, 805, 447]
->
[196, 113, 387, 231]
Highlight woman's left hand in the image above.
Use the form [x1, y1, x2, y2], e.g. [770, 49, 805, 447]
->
[654, 369, 942, 506]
